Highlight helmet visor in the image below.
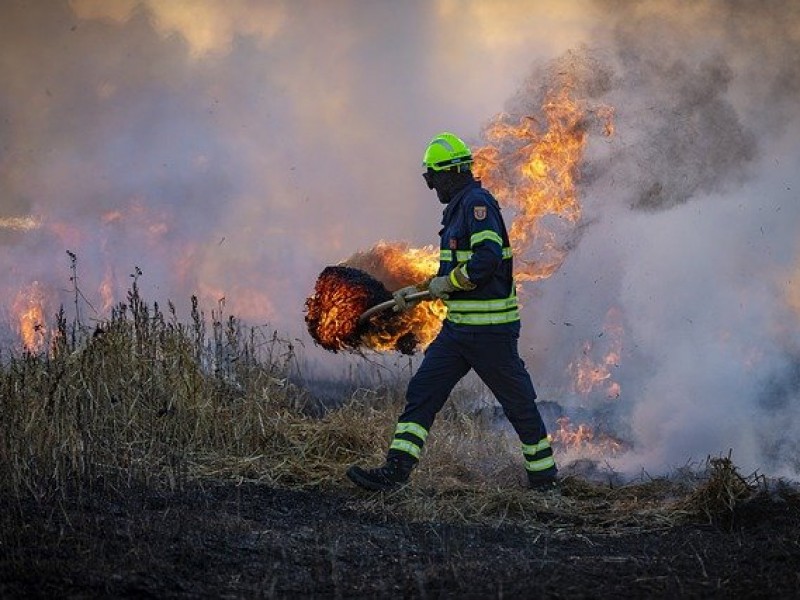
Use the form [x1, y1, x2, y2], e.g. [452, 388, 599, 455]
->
[422, 169, 435, 189]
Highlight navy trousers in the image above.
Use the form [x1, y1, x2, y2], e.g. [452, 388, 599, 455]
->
[387, 322, 555, 477]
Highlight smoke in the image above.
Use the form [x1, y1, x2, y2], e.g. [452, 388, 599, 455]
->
[519, 1, 800, 477]
[1, 1, 799, 477]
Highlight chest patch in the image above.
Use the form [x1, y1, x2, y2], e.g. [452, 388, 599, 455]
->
[474, 205, 487, 221]
[449, 238, 458, 250]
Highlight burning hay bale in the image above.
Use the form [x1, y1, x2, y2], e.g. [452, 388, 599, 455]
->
[304, 265, 424, 355]
[304, 265, 391, 352]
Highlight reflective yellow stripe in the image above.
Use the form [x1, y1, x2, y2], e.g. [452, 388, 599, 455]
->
[470, 230, 503, 248]
[445, 296, 518, 313]
[445, 292, 519, 325]
[395, 422, 428, 442]
[525, 455, 556, 472]
[446, 310, 520, 325]
[390, 439, 421, 459]
[522, 438, 552, 455]
[449, 269, 462, 289]
[440, 247, 513, 262]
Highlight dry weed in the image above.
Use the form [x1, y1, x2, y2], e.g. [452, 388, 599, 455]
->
[0, 283, 788, 535]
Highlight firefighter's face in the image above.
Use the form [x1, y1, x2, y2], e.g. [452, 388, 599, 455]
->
[423, 168, 462, 204]
[422, 168, 437, 190]
[422, 168, 452, 191]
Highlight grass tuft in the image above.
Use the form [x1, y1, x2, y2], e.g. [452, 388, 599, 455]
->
[1, 282, 794, 538]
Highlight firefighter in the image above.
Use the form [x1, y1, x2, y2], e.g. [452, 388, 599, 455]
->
[346, 132, 558, 492]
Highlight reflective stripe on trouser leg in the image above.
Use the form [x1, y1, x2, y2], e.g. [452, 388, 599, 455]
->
[522, 437, 556, 473]
[387, 328, 471, 463]
[388, 422, 429, 460]
[466, 332, 557, 477]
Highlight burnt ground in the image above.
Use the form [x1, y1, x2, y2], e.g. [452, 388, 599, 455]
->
[1, 481, 799, 599]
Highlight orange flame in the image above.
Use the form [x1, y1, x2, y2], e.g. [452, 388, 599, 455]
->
[550, 416, 629, 457]
[100, 268, 116, 314]
[343, 242, 446, 351]
[473, 77, 614, 282]
[0, 216, 42, 231]
[12, 282, 48, 353]
[568, 307, 624, 399]
[305, 243, 447, 353]
[344, 241, 439, 292]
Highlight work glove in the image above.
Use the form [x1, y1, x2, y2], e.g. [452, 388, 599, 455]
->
[427, 276, 457, 300]
[428, 265, 477, 300]
[392, 285, 423, 312]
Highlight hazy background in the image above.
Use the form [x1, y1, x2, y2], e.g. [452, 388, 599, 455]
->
[1, 0, 799, 477]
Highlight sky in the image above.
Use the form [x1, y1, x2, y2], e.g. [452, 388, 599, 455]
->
[1, 0, 799, 478]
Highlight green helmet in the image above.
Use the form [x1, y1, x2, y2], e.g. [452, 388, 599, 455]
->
[422, 132, 473, 172]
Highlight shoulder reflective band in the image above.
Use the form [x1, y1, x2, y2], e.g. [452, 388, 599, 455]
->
[470, 230, 503, 248]
[522, 437, 555, 473]
[440, 247, 512, 262]
[444, 294, 520, 325]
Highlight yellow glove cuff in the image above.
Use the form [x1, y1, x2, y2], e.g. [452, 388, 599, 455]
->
[449, 265, 476, 291]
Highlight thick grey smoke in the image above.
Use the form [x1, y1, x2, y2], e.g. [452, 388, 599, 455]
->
[514, 1, 800, 477]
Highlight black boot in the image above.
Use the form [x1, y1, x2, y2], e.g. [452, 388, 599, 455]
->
[528, 471, 559, 492]
[347, 456, 415, 491]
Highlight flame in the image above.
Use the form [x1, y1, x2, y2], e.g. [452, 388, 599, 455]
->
[568, 307, 624, 399]
[555, 306, 628, 457]
[344, 241, 438, 291]
[473, 76, 614, 282]
[342, 242, 447, 350]
[99, 268, 116, 314]
[305, 244, 447, 354]
[12, 282, 48, 353]
[0, 216, 42, 231]
[550, 416, 629, 457]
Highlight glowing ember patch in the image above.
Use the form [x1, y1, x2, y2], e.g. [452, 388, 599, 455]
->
[305, 261, 445, 355]
[304, 266, 390, 352]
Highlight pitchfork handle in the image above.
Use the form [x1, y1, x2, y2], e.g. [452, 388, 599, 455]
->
[358, 290, 432, 324]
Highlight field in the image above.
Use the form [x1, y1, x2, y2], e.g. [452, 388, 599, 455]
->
[2, 287, 799, 598]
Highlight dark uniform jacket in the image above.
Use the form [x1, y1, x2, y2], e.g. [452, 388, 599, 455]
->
[437, 180, 520, 334]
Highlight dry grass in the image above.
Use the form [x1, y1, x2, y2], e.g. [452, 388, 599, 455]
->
[0, 283, 791, 535]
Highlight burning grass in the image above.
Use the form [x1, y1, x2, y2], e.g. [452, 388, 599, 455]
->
[0, 281, 791, 531]
[2, 283, 799, 598]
